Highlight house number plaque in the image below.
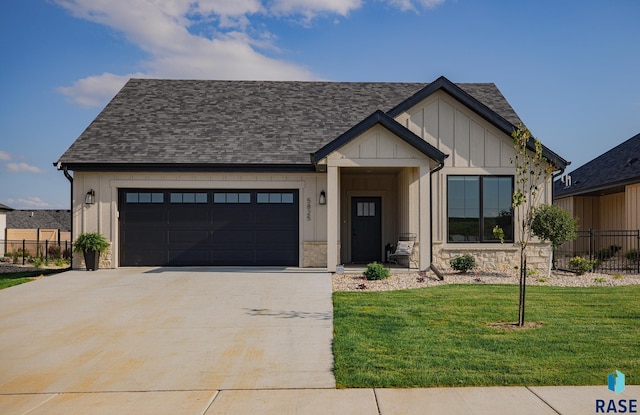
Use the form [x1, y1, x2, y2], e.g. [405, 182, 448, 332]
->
[306, 197, 312, 221]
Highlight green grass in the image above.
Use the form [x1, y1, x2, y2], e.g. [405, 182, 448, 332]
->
[333, 284, 640, 388]
[0, 269, 67, 290]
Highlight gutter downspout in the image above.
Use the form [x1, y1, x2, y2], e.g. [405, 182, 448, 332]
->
[62, 165, 73, 269]
[429, 157, 448, 281]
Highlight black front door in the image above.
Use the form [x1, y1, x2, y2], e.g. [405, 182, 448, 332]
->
[351, 197, 382, 263]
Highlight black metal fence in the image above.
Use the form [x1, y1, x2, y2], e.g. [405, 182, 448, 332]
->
[555, 230, 640, 273]
[1, 240, 72, 265]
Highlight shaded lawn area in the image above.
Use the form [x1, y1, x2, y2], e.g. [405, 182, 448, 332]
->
[333, 284, 640, 388]
[0, 269, 67, 290]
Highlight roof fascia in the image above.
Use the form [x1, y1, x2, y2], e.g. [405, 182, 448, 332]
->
[57, 163, 317, 173]
[554, 176, 640, 199]
[311, 110, 447, 166]
[387, 75, 569, 170]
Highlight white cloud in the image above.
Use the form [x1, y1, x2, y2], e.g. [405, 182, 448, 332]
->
[381, 0, 446, 12]
[6, 197, 51, 208]
[0, 150, 10, 161]
[54, 0, 445, 107]
[270, 0, 362, 18]
[6, 163, 44, 174]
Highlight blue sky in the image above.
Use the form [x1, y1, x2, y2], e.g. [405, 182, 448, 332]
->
[1, 0, 638, 209]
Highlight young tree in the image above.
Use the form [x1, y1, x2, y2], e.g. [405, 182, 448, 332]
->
[496, 125, 555, 326]
[531, 203, 578, 277]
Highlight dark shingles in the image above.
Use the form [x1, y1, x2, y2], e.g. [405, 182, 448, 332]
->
[56, 79, 524, 166]
[555, 132, 640, 198]
[7, 210, 71, 231]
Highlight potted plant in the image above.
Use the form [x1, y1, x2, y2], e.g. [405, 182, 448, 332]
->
[73, 232, 109, 271]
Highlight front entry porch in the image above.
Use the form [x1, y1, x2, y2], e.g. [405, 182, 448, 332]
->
[310, 110, 448, 273]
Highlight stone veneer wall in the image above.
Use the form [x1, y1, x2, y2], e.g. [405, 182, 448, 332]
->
[432, 242, 552, 275]
[303, 242, 327, 267]
[72, 246, 112, 270]
[302, 241, 342, 267]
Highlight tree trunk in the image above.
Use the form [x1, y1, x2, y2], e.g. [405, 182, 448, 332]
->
[518, 250, 527, 327]
[546, 245, 553, 278]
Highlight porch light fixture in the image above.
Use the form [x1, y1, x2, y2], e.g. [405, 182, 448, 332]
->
[319, 190, 326, 205]
[85, 189, 96, 205]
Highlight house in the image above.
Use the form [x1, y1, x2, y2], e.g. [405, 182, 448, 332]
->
[3, 209, 71, 257]
[0, 203, 13, 256]
[55, 76, 568, 272]
[554, 132, 640, 231]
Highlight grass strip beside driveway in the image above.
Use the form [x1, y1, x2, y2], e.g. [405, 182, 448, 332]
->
[333, 284, 640, 388]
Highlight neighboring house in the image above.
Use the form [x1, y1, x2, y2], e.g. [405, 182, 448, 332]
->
[0, 203, 13, 256]
[55, 76, 568, 272]
[3, 209, 71, 257]
[554, 132, 640, 231]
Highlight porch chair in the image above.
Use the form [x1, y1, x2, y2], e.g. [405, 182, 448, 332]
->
[388, 233, 416, 266]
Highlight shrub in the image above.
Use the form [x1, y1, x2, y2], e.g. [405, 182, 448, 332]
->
[625, 249, 640, 262]
[363, 262, 390, 280]
[450, 254, 476, 273]
[568, 256, 596, 275]
[594, 245, 622, 261]
[48, 245, 62, 259]
[531, 204, 578, 249]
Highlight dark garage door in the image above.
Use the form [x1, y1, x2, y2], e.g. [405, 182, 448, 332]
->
[119, 189, 299, 266]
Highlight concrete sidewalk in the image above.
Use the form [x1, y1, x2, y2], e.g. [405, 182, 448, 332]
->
[2, 385, 638, 414]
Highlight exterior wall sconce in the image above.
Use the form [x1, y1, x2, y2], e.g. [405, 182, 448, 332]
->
[319, 190, 326, 205]
[85, 189, 96, 205]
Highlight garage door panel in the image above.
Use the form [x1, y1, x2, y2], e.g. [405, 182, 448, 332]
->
[255, 249, 298, 264]
[212, 249, 255, 264]
[123, 249, 168, 266]
[168, 210, 210, 225]
[168, 230, 210, 244]
[124, 228, 167, 245]
[255, 229, 297, 244]
[212, 229, 255, 244]
[125, 210, 166, 223]
[168, 249, 212, 265]
[120, 189, 298, 266]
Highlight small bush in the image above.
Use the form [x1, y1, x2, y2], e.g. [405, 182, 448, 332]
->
[625, 249, 640, 262]
[594, 245, 621, 261]
[612, 273, 624, 280]
[450, 254, 477, 273]
[594, 277, 607, 284]
[48, 245, 62, 259]
[568, 256, 596, 275]
[537, 277, 548, 283]
[31, 257, 44, 268]
[363, 262, 390, 280]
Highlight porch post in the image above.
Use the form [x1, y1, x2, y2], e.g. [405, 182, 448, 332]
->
[419, 164, 431, 270]
[327, 165, 339, 272]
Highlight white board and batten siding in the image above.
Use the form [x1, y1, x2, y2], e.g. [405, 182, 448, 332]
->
[398, 90, 515, 169]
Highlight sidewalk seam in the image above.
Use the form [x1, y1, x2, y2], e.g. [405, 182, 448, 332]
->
[372, 388, 382, 415]
[525, 386, 562, 415]
[200, 390, 219, 415]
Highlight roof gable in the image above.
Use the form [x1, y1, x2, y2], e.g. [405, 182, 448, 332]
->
[389, 76, 568, 170]
[555, 132, 640, 198]
[311, 110, 447, 165]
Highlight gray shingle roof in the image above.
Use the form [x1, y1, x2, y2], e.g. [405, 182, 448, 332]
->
[7, 210, 71, 231]
[56, 78, 523, 167]
[0, 203, 13, 212]
[555, 132, 640, 198]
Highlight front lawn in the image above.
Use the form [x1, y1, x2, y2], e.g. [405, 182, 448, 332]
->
[0, 269, 67, 290]
[333, 284, 640, 388]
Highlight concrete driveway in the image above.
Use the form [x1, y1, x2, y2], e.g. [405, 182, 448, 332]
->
[0, 267, 335, 412]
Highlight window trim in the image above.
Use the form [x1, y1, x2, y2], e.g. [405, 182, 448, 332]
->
[447, 175, 514, 243]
